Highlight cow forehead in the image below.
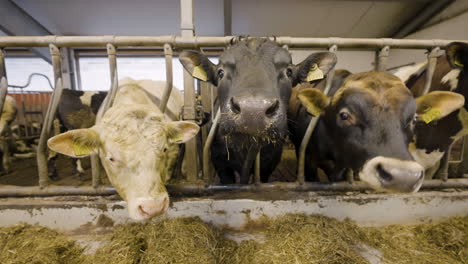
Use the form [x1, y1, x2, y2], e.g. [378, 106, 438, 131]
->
[332, 72, 412, 109]
[220, 39, 290, 66]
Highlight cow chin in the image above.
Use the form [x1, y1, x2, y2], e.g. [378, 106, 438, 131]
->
[127, 194, 169, 221]
[358, 156, 424, 193]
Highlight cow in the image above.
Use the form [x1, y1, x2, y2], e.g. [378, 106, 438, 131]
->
[179, 37, 337, 184]
[47, 78, 199, 220]
[392, 42, 468, 179]
[0, 95, 17, 174]
[293, 71, 464, 192]
[47, 89, 107, 180]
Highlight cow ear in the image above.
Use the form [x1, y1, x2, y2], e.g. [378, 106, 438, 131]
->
[166, 121, 200, 144]
[47, 128, 101, 158]
[293, 52, 337, 86]
[298, 88, 330, 116]
[179, 51, 217, 84]
[416, 91, 465, 123]
[446, 42, 468, 69]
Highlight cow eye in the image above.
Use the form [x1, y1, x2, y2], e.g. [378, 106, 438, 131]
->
[217, 69, 225, 79]
[108, 157, 115, 162]
[163, 148, 168, 153]
[286, 68, 293, 78]
[339, 112, 350, 121]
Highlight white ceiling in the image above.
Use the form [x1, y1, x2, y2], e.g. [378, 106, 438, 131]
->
[11, 0, 431, 38]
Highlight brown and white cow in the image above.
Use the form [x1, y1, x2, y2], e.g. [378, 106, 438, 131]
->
[293, 71, 463, 192]
[0, 95, 17, 173]
[47, 78, 199, 220]
[393, 42, 468, 179]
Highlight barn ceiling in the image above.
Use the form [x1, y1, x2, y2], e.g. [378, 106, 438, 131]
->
[9, 0, 436, 38]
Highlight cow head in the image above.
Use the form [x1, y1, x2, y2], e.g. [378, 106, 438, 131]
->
[179, 37, 336, 151]
[47, 104, 199, 221]
[298, 71, 463, 192]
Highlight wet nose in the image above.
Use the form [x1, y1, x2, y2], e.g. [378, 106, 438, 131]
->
[229, 97, 280, 117]
[375, 162, 424, 193]
[137, 195, 169, 219]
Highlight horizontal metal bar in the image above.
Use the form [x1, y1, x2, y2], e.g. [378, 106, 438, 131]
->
[0, 179, 467, 198]
[0, 36, 464, 49]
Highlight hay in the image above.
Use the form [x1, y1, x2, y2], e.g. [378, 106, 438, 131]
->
[0, 215, 466, 264]
[0, 224, 84, 264]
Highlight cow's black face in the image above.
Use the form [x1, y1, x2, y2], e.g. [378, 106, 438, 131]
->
[180, 37, 337, 150]
[299, 72, 425, 192]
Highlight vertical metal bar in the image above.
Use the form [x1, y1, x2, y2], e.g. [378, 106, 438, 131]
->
[297, 45, 338, 185]
[324, 45, 337, 94]
[254, 151, 261, 185]
[160, 43, 173, 113]
[181, 0, 199, 182]
[422, 47, 440, 95]
[203, 109, 220, 184]
[0, 49, 8, 126]
[91, 43, 119, 188]
[37, 44, 63, 188]
[376, 45, 390, 72]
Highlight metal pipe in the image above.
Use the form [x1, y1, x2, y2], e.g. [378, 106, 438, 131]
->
[422, 47, 440, 95]
[0, 179, 467, 198]
[254, 151, 261, 185]
[36, 44, 63, 188]
[0, 36, 463, 49]
[324, 45, 337, 94]
[376, 45, 390, 72]
[203, 109, 220, 183]
[160, 43, 173, 113]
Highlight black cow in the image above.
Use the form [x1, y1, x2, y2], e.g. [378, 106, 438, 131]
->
[48, 89, 107, 180]
[393, 42, 468, 179]
[293, 71, 463, 192]
[180, 37, 336, 184]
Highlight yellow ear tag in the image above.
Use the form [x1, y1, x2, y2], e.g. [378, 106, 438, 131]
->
[73, 142, 93, 157]
[454, 56, 464, 67]
[306, 64, 324, 82]
[422, 107, 441, 124]
[192, 65, 208, 81]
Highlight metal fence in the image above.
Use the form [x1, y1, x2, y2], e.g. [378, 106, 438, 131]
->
[0, 35, 467, 197]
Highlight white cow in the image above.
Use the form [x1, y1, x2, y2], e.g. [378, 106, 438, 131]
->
[48, 78, 199, 220]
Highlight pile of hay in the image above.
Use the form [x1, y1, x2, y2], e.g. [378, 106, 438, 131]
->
[0, 215, 466, 264]
[0, 224, 84, 264]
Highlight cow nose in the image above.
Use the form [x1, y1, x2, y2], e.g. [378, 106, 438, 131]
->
[137, 195, 169, 219]
[230, 97, 280, 118]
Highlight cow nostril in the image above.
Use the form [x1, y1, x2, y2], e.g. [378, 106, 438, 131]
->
[418, 171, 423, 180]
[376, 164, 393, 181]
[138, 205, 149, 217]
[265, 100, 280, 117]
[230, 97, 241, 114]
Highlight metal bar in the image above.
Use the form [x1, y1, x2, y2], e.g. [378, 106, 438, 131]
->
[159, 43, 173, 113]
[36, 44, 63, 188]
[376, 45, 390, 71]
[0, 49, 8, 127]
[203, 109, 220, 184]
[254, 151, 261, 185]
[0, 179, 467, 198]
[324, 45, 337, 94]
[422, 47, 440, 95]
[0, 36, 464, 49]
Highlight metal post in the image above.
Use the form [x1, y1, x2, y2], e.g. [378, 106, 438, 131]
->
[422, 47, 440, 95]
[91, 43, 119, 188]
[297, 44, 338, 185]
[203, 109, 220, 183]
[37, 44, 63, 188]
[181, 0, 199, 182]
[376, 45, 390, 72]
[160, 43, 173, 113]
[0, 49, 8, 124]
[254, 151, 261, 185]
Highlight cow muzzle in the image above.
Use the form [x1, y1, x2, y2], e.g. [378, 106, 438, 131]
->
[359, 156, 424, 193]
[128, 194, 170, 221]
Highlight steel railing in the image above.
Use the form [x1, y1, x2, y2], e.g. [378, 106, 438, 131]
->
[0, 35, 466, 197]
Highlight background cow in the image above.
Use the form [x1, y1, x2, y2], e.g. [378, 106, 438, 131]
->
[48, 78, 199, 220]
[180, 37, 336, 184]
[393, 42, 468, 179]
[0, 95, 17, 174]
[294, 71, 463, 192]
[47, 89, 107, 180]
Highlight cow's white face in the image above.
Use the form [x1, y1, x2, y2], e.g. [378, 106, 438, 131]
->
[47, 105, 199, 221]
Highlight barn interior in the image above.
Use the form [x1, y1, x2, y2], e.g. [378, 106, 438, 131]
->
[0, 0, 467, 263]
